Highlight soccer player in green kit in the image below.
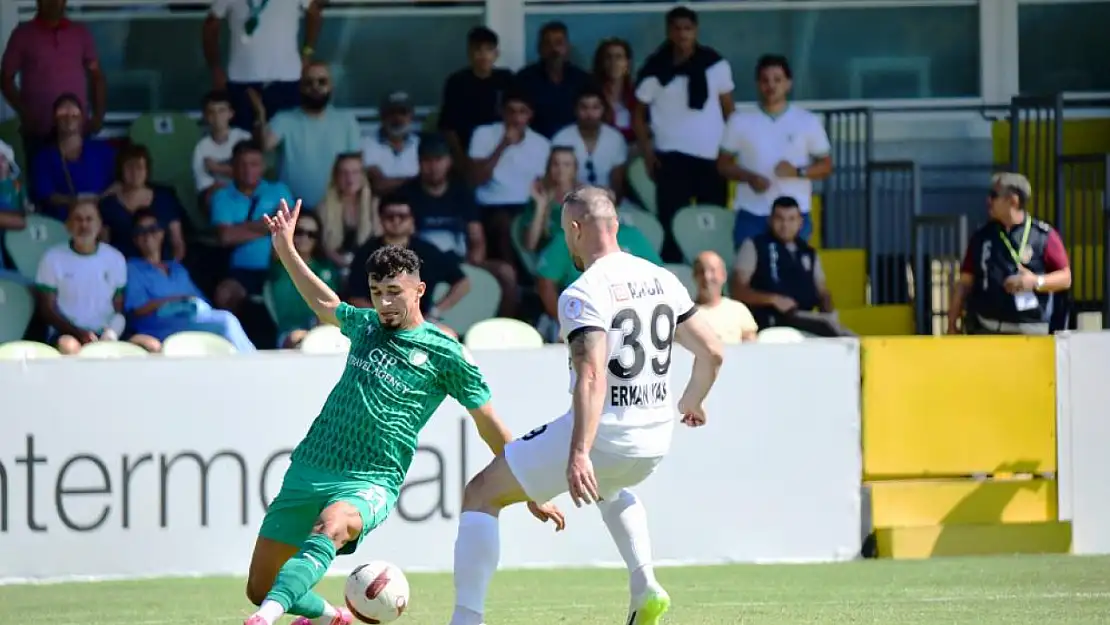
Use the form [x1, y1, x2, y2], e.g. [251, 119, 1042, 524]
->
[244, 199, 565, 625]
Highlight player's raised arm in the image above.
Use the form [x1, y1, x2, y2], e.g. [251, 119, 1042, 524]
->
[264, 198, 342, 327]
[674, 311, 725, 426]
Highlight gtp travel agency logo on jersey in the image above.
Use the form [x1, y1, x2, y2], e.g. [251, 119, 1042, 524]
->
[348, 348, 412, 393]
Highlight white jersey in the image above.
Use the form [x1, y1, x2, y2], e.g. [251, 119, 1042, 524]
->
[557, 251, 696, 457]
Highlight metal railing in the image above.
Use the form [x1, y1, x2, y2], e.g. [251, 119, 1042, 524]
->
[866, 160, 920, 306]
[1057, 154, 1110, 326]
[911, 214, 968, 335]
[821, 108, 873, 251]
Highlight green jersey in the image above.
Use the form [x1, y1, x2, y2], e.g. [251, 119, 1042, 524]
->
[290, 303, 491, 487]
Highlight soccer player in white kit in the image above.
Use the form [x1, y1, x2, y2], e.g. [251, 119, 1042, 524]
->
[446, 186, 725, 625]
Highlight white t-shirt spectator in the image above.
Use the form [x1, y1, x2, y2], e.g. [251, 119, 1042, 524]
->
[635, 59, 734, 160]
[192, 128, 252, 191]
[720, 105, 831, 216]
[210, 0, 310, 83]
[551, 123, 628, 187]
[468, 123, 550, 206]
[362, 132, 420, 179]
[35, 242, 127, 331]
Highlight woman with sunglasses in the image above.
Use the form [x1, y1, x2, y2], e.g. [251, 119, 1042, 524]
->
[266, 211, 340, 348]
[123, 208, 255, 351]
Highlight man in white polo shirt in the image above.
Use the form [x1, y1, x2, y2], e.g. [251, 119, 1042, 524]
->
[633, 6, 735, 263]
[468, 89, 551, 263]
[362, 91, 421, 195]
[552, 86, 628, 196]
[718, 54, 833, 250]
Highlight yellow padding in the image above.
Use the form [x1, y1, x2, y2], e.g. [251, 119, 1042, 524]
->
[992, 118, 1110, 165]
[809, 195, 822, 250]
[869, 479, 1057, 527]
[861, 337, 1056, 479]
[839, 305, 914, 336]
[819, 249, 866, 309]
[874, 521, 1071, 560]
[1069, 245, 1104, 302]
[1061, 188, 1106, 246]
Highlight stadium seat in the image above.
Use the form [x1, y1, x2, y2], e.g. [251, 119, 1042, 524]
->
[617, 204, 665, 255]
[161, 331, 238, 356]
[0, 340, 61, 359]
[671, 205, 736, 265]
[837, 305, 915, 336]
[299, 324, 351, 354]
[756, 327, 806, 343]
[76, 341, 151, 358]
[464, 317, 544, 350]
[665, 263, 697, 299]
[0, 118, 26, 174]
[128, 112, 204, 231]
[261, 280, 279, 324]
[509, 214, 539, 277]
[0, 276, 33, 343]
[4, 213, 69, 279]
[432, 263, 500, 337]
[818, 248, 868, 309]
[626, 157, 657, 214]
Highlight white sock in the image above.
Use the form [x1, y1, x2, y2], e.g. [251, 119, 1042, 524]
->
[256, 600, 286, 624]
[449, 511, 500, 625]
[598, 489, 659, 598]
[309, 603, 339, 625]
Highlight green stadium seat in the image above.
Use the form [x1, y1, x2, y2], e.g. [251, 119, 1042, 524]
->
[0, 276, 34, 343]
[626, 157, 657, 214]
[261, 279, 279, 324]
[0, 340, 61, 360]
[465, 318, 544, 350]
[162, 330, 238, 356]
[510, 213, 539, 277]
[128, 112, 204, 230]
[0, 118, 27, 175]
[671, 204, 736, 265]
[618, 204, 665, 255]
[431, 263, 501, 337]
[4, 213, 69, 279]
[664, 263, 697, 299]
[299, 324, 351, 354]
[76, 341, 151, 358]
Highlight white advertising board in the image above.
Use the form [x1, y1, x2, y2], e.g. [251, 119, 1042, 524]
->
[0, 341, 863, 582]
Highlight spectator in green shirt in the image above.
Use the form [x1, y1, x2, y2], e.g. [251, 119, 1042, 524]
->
[534, 221, 662, 341]
[267, 211, 340, 348]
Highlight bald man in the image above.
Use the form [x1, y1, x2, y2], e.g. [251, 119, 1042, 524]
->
[446, 186, 725, 625]
[693, 251, 758, 343]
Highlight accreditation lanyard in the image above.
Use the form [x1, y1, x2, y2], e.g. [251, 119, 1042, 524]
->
[998, 218, 1031, 266]
[243, 0, 272, 37]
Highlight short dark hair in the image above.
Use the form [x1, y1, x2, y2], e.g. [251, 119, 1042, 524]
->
[232, 139, 264, 161]
[366, 244, 421, 281]
[202, 90, 231, 109]
[666, 6, 698, 26]
[467, 26, 499, 48]
[576, 85, 606, 104]
[771, 196, 801, 212]
[755, 54, 792, 80]
[131, 207, 159, 227]
[539, 21, 568, 39]
[115, 143, 152, 183]
[503, 86, 532, 110]
[378, 193, 410, 215]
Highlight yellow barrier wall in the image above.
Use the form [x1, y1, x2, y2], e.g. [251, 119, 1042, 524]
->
[861, 337, 1056, 479]
[868, 479, 1057, 527]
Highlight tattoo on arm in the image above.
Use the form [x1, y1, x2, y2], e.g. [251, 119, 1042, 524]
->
[569, 329, 605, 370]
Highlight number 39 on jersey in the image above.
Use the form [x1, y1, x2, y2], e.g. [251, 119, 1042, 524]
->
[607, 303, 675, 407]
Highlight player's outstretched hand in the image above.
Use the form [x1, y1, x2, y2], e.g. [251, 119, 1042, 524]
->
[262, 198, 303, 247]
[567, 451, 600, 508]
[679, 399, 707, 428]
[527, 501, 566, 532]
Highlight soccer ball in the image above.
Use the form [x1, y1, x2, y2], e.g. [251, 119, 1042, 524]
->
[344, 561, 410, 623]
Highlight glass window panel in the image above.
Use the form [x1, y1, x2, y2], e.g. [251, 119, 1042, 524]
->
[525, 5, 979, 100]
[68, 6, 481, 112]
[1018, 2, 1110, 93]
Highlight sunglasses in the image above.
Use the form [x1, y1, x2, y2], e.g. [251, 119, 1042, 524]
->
[134, 225, 162, 236]
[294, 229, 319, 238]
[585, 159, 597, 184]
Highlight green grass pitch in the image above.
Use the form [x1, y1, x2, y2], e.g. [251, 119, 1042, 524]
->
[2, 555, 1109, 624]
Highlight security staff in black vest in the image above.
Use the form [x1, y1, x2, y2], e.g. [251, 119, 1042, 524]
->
[730, 195, 853, 337]
[948, 172, 1071, 335]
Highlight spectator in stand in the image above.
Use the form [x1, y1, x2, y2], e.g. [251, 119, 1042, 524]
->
[316, 152, 379, 274]
[523, 147, 578, 253]
[402, 134, 518, 318]
[693, 250, 757, 343]
[253, 61, 361, 209]
[0, 142, 27, 274]
[125, 208, 255, 352]
[730, 196, 852, 337]
[719, 54, 832, 248]
[193, 90, 252, 211]
[592, 38, 637, 143]
[100, 144, 187, 261]
[34, 199, 158, 355]
[212, 140, 294, 312]
[634, 6, 735, 263]
[363, 92, 421, 195]
[515, 21, 592, 139]
[469, 89, 551, 264]
[347, 195, 470, 335]
[266, 211, 338, 348]
[948, 173, 1071, 336]
[552, 86, 628, 195]
[439, 27, 515, 165]
[1, 0, 106, 169]
[31, 93, 115, 220]
[203, 0, 324, 130]
[534, 213, 662, 341]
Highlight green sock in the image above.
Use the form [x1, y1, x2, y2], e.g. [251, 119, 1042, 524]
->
[265, 533, 337, 614]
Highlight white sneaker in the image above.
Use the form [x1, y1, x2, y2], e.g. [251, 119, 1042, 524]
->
[626, 586, 670, 625]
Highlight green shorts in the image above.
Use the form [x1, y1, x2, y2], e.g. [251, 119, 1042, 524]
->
[259, 462, 398, 555]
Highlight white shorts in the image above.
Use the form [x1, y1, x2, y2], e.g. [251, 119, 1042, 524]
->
[504, 413, 664, 504]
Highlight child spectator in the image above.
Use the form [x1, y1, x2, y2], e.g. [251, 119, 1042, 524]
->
[193, 90, 252, 211]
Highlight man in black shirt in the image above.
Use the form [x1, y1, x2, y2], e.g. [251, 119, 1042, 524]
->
[346, 194, 470, 335]
[438, 27, 515, 166]
[401, 133, 518, 317]
[514, 21, 592, 138]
